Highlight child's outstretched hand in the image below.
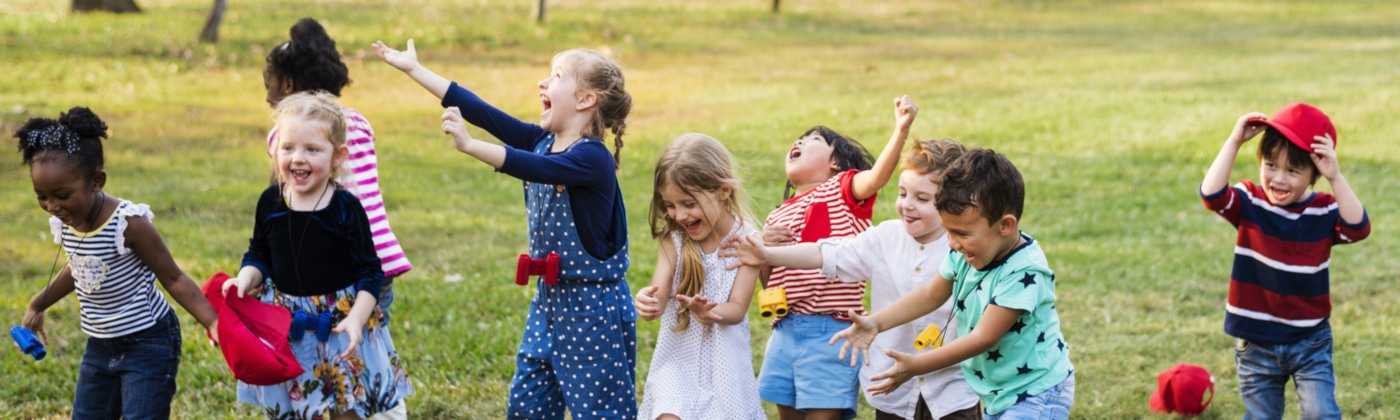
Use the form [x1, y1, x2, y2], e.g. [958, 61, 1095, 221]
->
[894, 94, 918, 132]
[828, 309, 878, 367]
[371, 39, 420, 73]
[332, 316, 366, 359]
[1310, 133, 1341, 180]
[1229, 112, 1269, 146]
[675, 295, 723, 321]
[866, 349, 916, 396]
[719, 234, 767, 270]
[442, 107, 475, 152]
[761, 224, 795, 246]
[634, 285, 661, 321]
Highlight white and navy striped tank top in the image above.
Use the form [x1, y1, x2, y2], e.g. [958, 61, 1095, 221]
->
[50, 200, 172, 338]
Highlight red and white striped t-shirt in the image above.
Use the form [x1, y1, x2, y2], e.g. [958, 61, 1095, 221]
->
[765, 169, 875, 322]
[268, 108, 413, 277]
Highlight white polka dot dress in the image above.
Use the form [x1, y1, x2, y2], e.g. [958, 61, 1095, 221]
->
[638, 228, 764, 420]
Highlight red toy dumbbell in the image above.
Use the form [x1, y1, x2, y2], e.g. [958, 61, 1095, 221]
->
[515, 252, 561, 286]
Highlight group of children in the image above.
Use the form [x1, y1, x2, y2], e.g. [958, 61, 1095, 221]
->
[12, 15, 1371, 420]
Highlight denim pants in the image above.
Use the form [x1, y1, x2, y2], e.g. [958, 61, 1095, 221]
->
[1236, 323, 1340, 420]
[379, 274, 396, 325]
[984, 372, 1075, 420]
[72, 311, 181, 420]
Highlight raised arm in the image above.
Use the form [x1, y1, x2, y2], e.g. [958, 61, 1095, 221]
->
[372, 39, 451, 100]
[1202, 112, 1267, 195]
[1309, 134, 1367, 225]
[852, 95, 917, 201]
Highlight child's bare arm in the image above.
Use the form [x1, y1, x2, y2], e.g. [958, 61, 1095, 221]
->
[852, 95, 917, 201]
[23, 266, 77, 345]
[125, 215, 218, 332]
[636, 243, 678, 321]
[1202, 112, 1268, 195]
[867, 304, 1023, 395]
[1309, 134, 1366, 224]
[681, 259, 762, 325]
[334, 290, 379, 359]
[829, 275, 952, 365]
[372, 39, 452, 100]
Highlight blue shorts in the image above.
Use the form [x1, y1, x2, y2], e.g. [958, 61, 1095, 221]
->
[758, 314, 859, 419]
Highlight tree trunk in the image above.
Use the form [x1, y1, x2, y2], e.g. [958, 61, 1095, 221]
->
[771, 0, 780, 13]
[536, 0, 546, 22]
[198, 0, 227, 43]
[72, 0, 141, 13]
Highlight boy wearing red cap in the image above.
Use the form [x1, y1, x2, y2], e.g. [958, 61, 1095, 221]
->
[1200, 103, 1371, 419]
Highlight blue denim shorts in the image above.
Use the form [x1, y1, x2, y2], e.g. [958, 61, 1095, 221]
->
[984, 372, 1075, 420]
[758, 314, 860, 419]
[72, 311, 182, 420]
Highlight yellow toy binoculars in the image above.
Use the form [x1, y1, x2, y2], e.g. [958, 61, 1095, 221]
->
[758, 287, 788, 319]
[914, 324, 944, 351]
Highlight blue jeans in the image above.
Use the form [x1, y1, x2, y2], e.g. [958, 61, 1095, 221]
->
[379, 274, 396, 325]
[1236, 324, 1340, 420]
[72, 311, 181, 420]
[984, 372, 1075, 420]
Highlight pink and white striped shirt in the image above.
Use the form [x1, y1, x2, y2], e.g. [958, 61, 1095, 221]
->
[268, 108, 413, 277]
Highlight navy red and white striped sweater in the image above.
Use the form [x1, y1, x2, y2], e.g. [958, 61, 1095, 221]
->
[1201, 179, 1371, 345]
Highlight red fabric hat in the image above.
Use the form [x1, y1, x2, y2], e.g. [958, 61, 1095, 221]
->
[201, 272, 303, 386]
[1259, 103, 1337, 152]
[1149, 363, 1215, 416]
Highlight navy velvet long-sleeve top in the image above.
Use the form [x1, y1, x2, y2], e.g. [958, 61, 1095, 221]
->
[241, 185, 383, 299]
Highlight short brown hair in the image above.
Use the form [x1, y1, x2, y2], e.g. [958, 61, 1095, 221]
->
[901, 138, 966, 176]
[934, 148, 1024, 225]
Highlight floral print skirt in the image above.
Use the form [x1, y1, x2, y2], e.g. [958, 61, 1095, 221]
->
[237, 282, 413, 419]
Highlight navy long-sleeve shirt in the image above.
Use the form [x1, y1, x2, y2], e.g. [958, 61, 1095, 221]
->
[242, 186, 383, 299]
[442, 82, 623, 259]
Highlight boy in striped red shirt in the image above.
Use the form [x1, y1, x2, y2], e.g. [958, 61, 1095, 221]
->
[1199, 103, 1370, 419]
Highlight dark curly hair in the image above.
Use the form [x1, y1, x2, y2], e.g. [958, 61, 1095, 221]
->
[266, 18, 350, 96]
[15, 106, 108, 180]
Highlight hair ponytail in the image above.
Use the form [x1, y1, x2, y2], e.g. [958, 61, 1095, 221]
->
[555, 48, 631, 170]
[15, 106, 108, 180]
[266, 18, 350, 96]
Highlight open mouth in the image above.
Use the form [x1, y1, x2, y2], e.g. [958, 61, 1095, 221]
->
[1268, 186, 1291, 202]
[541, 94, 552, 113]
[290, 169, 312, 183]
[683, 220, 702, 233]
[788, 147, 802, 161]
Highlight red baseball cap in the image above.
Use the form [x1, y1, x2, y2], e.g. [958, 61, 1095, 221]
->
[1257, 103, 1337, 152]
[1149, 363, 1215, 416]
[201, 272, 304, 386]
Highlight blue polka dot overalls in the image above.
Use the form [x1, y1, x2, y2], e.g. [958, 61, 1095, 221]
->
[510, 135, 638, 420]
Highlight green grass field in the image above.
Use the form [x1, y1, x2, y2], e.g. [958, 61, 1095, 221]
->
[2, 0, 1397, 418]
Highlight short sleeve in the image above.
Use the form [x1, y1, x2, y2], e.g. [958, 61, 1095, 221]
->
[988, 269, 1047, 313]
[114, 202, 154, 256]
[49, 216, 64, 245]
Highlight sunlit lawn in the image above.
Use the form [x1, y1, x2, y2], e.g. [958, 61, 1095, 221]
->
[1, 0, 1397, 418]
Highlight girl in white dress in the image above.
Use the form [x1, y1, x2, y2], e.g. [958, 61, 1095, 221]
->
[634, 133, 766, 420]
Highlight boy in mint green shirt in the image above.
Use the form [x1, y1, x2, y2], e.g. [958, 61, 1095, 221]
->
[829, 148, 1074, 418]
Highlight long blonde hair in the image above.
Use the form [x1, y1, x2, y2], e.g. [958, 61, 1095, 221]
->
[554, 49, 631, 169]
[272, 90, 347, 184]
[648, 133, 756, 332]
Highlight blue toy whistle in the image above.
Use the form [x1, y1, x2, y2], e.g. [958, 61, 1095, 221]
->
[10, 326, 46, 361]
